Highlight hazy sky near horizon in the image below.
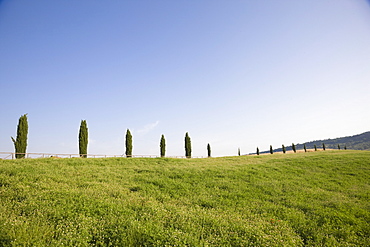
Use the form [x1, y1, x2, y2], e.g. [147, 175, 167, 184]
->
[1, 1, 370, 157]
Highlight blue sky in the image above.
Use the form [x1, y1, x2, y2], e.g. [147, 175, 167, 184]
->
[1, 0, 370, 157]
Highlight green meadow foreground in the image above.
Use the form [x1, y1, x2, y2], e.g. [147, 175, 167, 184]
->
[0, 151, 369, 246]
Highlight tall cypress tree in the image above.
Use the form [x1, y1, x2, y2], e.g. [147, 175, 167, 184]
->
[314, 144, 317, 151]
[282, 144, 286, 154]
[292, 143, 296, 153]
[11, 114, 28, 159]
[338, 144, 340, 150]
[238, 148, 241, 156]
[160, 134, 166, 157]
[270, 145, 273, 154]
[78, 120, 88, 158]
[323, 143, 326, 151]
[304, 144, 307, 152]
[184, 132, 191, 158]
[256, 147, 260, 155]
[126, 129, 133, 157]
[207, 143, 211, 158]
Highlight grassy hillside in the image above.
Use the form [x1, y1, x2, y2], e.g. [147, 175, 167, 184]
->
[307, 131, 370, 150]
[0, 151, 369, 246]
[261, 131, 370, 154]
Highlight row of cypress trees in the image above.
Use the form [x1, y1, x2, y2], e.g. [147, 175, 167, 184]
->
[10, 115, 211, 159]
[79, 121, 136, 158]
[16, 115, 347, 159]
[253, 142, 346, 155]
[78, 123, 203, 158]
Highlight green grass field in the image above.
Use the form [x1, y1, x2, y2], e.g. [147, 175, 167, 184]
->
[0, 150, 369, 246]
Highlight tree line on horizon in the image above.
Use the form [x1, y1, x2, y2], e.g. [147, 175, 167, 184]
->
[9, 114, 364, 159]
[253, 142, 347, 156]
[8, 114, 212, 159]
[252, 142, 337, 156]
[79, 124, 202, 159]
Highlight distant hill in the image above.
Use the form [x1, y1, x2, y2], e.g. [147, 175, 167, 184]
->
[258, 131, 370, 154]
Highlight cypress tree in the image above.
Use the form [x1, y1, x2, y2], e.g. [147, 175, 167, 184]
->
[11, 114, 28, 159]
[323, 143, 326, 151]
[344, 145, 347, 150]
[125, 129, 133, 157]
[282, 144, 286, 154]
[292, 143, 296, 153]
[338, 144, 340, 150]
[184, 132, 191, 158]
[270, 145, 273, 154]
[238, 148, 240, 156]
[207, 143, 211, 158]
[160, 134, 166, 157]
[304, 144, 307, 152]
[256, 147, 259, 155]
[78, 120, 88, 158]
[314, 144, 317, 151]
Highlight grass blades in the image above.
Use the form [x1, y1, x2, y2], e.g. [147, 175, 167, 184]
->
[0, 150, 369, 246]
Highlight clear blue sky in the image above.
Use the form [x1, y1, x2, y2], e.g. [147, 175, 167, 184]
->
[1, 0, 370, 157]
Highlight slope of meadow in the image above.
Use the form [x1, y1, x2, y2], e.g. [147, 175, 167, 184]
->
[0, 151, 369, 246]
